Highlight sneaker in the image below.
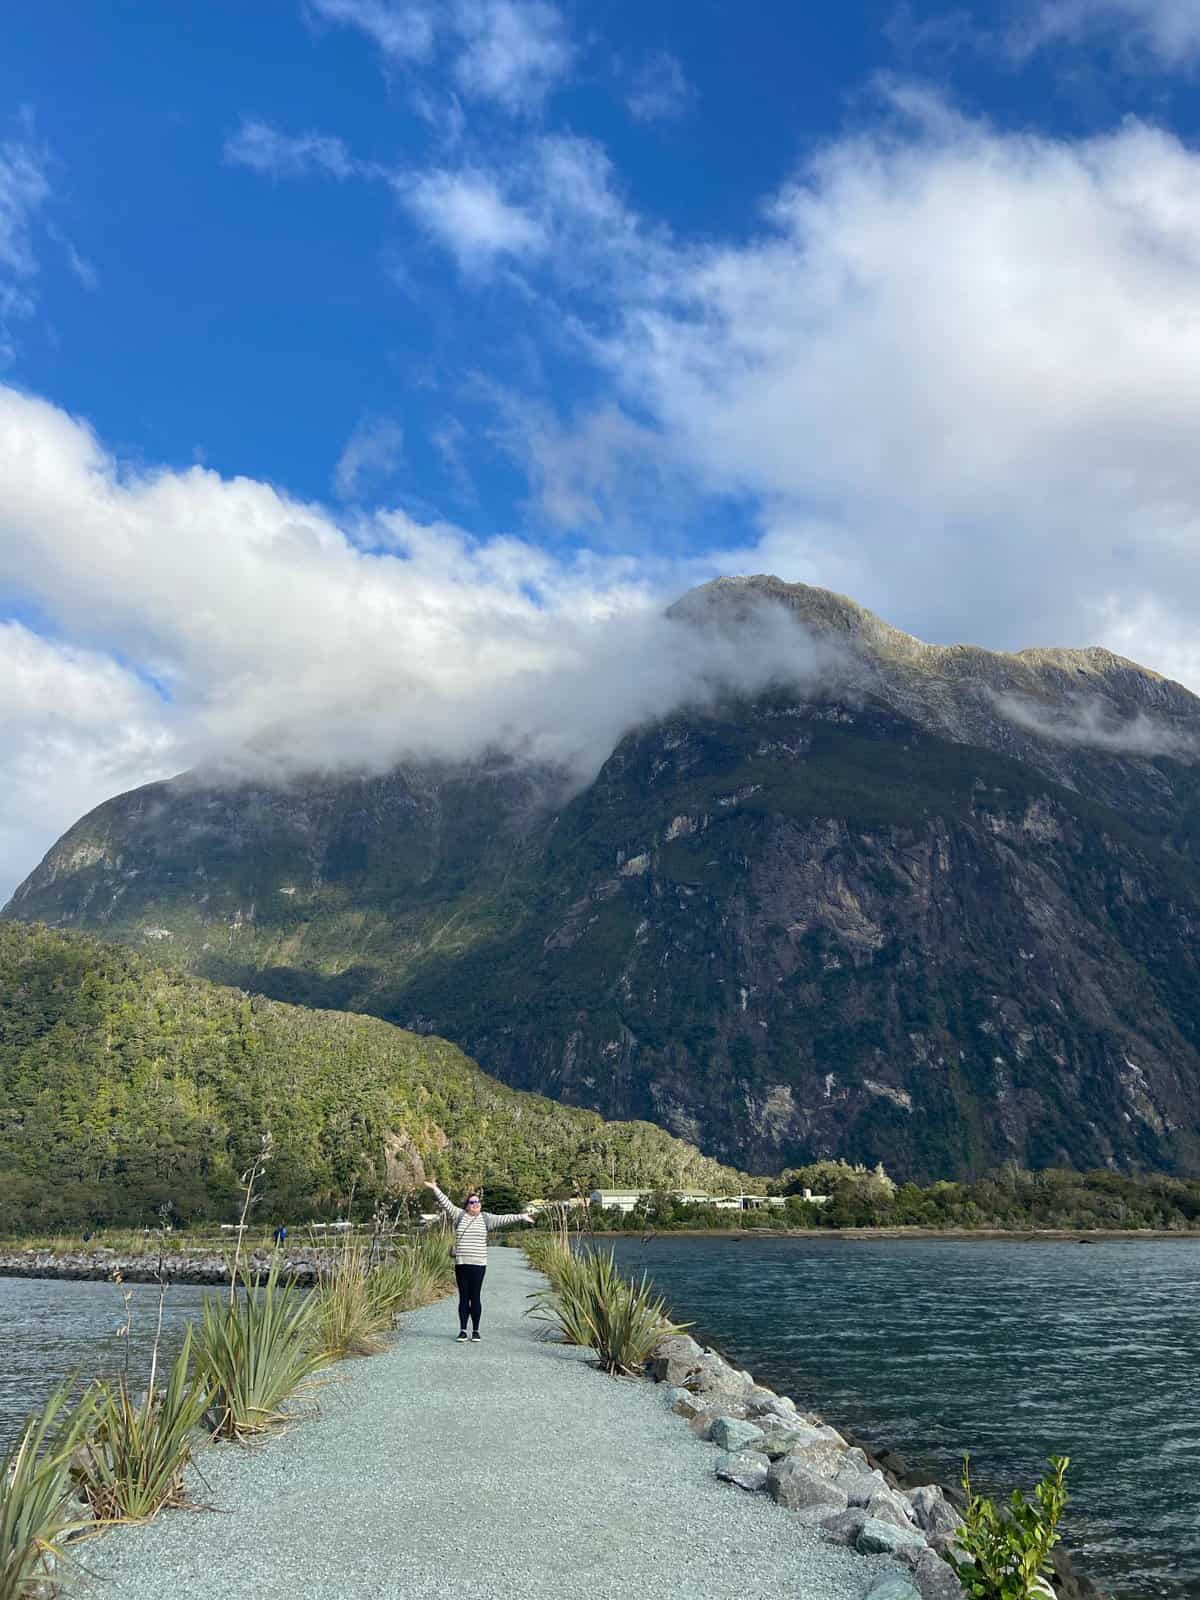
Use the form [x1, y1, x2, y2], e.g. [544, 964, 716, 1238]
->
[457, 1330, 469, 1341]
[471, 1332, 482, 1342]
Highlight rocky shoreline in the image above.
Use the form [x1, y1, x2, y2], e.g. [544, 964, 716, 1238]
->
[643, 1329, 1108, 1600]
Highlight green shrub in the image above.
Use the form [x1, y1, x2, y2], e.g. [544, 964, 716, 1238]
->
[530, 1247, 690, 1375]
[946, 1454, 1069, 1600]
[71, 1333, 209, 1524]
[195, 1260, 328, 1441]
[0, 1381, 96, 1600]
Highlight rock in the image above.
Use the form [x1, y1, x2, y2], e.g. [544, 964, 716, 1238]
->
[767, 1458, 849, 1515]
[714, 1450, 769, 1492]
[866, 1488, 919, 1531]
[865, 1577, 923, 1600]
[646, 1333, 703, 1385]
[906, 1484, 965, 1543]
[755, 1423, 824, 1460]
[667, 1387, 709, 1420]
[814, 1423, 849, 1444]
[895, 1546, 966, 1600]
[686, 1351, 752, 1399]
[782, 1440, 850, 1481]
[818, 1507, 870, 1546]
[855, 1517, 929, 1557]
[709, 1416, 765, 1452]
[832, 1465, 887, 1506]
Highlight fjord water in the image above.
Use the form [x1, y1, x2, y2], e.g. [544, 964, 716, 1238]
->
[0, 1276, 211, 1447]
[609, 1235, 1198, 1599]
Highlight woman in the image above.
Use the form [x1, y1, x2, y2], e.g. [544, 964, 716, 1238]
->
[423, 1178, 535, 1341]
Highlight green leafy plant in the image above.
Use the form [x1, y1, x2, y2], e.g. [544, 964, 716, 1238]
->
[0, 1381, 96, 1600]
[946, 1454, 1069, 1600]
[530, 1246, 691, 1375]
[71, 1333, 209, 1524]
[195, 1260, 327, 1441]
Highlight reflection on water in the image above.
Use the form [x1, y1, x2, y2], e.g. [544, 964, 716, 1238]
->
[608, 1235, 1200, 1600]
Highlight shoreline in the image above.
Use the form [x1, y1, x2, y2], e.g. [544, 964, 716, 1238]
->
[589, 1224, 1200, 1242]
[3, 1224, 1199, 1283]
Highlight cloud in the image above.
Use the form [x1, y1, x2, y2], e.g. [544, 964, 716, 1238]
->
[402, 167, 546, 271]
[452, 0, 573, 113]
[334, 415, 405, 498]
[586, 90, 1200, 690]
[0, 383, 839, 901]
[992, 689, 1200, 756]
[307, 0, 571, 112]
[223, 118, 359, 179]
[0, 121, 52, 361]
[1017, 0, 1200, 67]
[626, 51, 694, 123]
[306, 0, 437, 62]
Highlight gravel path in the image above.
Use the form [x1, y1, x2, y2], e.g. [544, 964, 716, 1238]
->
[75, 1249, 904, 1600]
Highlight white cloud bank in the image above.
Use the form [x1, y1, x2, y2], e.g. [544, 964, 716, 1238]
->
[0, 384, 837, 900]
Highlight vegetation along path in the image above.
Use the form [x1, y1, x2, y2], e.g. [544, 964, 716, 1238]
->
[76, 1250, 903, 1600]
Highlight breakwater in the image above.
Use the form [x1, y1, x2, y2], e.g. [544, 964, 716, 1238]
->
[0, 1246, 357, 1285]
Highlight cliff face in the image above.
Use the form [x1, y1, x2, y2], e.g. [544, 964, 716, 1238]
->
[10, 579, 1200, 1180]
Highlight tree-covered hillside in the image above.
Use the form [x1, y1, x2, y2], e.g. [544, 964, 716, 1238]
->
[0, 923, 745, 1232]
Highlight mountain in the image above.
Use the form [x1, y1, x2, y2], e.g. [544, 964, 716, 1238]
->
[9, 576, 1200, 1182]
[0, 922, 745, 1232]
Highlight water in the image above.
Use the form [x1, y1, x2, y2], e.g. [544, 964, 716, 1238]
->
[0, 1275, 213, 1443]
[606, 1235, 1200, 1600]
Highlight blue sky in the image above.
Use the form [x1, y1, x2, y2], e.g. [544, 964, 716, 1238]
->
[2, 0, 1200, 895]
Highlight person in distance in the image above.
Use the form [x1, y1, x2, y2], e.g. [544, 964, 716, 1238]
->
[423, 1178, 535, 1341]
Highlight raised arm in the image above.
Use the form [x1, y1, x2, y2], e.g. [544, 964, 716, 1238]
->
[424, 1180, 464, 1223]
[483, 1208, 535, 1228]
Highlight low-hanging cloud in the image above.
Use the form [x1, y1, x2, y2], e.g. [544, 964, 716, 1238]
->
[0, 384, 836, 899]
[991, 690, 1200, 758]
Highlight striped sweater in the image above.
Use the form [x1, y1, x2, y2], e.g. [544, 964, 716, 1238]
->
[431, 1185, 527, 1266]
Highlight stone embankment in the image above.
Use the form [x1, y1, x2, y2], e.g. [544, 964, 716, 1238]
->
[0, 1247, 329, 1285]
[646, 1332, 1105, 1600]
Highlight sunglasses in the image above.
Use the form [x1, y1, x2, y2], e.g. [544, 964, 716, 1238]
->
[467, 1198, 482, 1206]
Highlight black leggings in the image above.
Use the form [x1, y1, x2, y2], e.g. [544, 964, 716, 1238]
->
[455, 1263, 486, 1332]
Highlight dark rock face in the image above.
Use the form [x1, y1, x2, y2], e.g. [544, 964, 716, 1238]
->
[9, 579, 1200, 1181]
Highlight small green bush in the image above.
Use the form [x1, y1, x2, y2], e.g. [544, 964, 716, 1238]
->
[196, 1260, 328, 1441]
[72, 1333, 209, 1524]
[946, 1454, 1069, 1600]
[0, 1381, 96, 1600]
[312, 1245, 392, 1360]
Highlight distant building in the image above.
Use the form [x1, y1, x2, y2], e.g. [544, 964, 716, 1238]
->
[589, 1187, 829, 1213]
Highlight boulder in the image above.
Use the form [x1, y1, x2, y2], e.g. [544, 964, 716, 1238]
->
[667, 1388, 709, 1420]
[895, 1547, 966, 1600]
[646, 1333, 704, 1385]
[856, 1518, 929, 1557]
[866, 1485, 921, 1530]
[686, 1351, 752, 1399]
[814, 1423, 849, 1444]
[906, 1484, 965, 1544]
[714, 1450, 769, 1492]
[710, 1416, 766, 1452]
[818, 1507, 870, 1547]
[767, 1458, 849, 1516]
[782, 1440, 851, 1481]
[755, 1423, 825, 1460]
[865, 1577, 923, 1600]
[750, 1395, 802, 1425]
[832, 1465, 887, 1506]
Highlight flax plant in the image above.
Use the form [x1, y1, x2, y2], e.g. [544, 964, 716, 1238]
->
[530, 1247, 690, 1376]
[196, 1259, 327, 1442]
[71, 1334, 209, 1524]
[312, 1243, 391, 1360]
[0, 1382, 96, 1600]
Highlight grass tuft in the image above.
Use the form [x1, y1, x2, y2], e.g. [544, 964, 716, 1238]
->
[0, 1381, 96, 1600]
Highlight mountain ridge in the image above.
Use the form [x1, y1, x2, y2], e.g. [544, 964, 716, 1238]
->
[8, 577, 1200, 1182]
